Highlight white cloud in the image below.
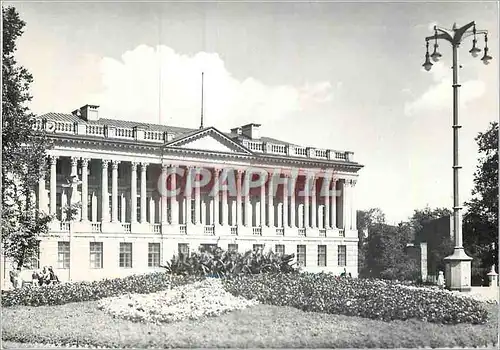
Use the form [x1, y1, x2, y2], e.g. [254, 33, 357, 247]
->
[88, 45, 334, 129]
[404, 61, 486, 116]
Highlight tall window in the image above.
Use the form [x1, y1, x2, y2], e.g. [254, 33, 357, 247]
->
[89, 242, 103, 269]
[56, 193, 62, 221]
[190, 198, 196, 224]
[57, 241, 70, 269]
[24, 241, 40, 269]
[119, 242, 133, 268]
[338, 245, 346, 267]
[148, 243, 160, 267]
[318, 245, 327, 267]
[136, 196, 140, 222]
[297, 245, 306, 267]
[253, 244, 264, 252]
[117, 197, 122, 222]
[228, 244, 238, 253]
[275, 244, 285, 256]
[178, 243, 189, 258]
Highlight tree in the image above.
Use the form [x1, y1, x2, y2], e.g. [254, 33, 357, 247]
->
[2, 6, 51, 269]
[356, 208, 386, 275]
[362, 222, 418, 280]
[410, 206, 454, 275]
[463, 122, 498, 281]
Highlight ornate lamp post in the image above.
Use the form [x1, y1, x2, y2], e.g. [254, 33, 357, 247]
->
[422, 22, 492, 291]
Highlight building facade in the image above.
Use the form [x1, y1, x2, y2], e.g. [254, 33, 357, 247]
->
[2, 104, 363, 286]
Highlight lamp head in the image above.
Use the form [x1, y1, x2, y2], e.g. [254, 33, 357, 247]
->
[431, 44, 442, 62]
[481, 48, 493, 65]
[423, 54, 433, 71]
[469, 39, 482, 58]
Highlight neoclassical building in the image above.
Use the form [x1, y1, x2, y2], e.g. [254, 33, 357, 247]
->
[4, 104, 363, 284]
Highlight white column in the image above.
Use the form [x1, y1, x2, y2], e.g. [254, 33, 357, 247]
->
[290, 176, 296, 228]
[342, 180, 349, 229]
[101, 160, 109, 222]
[304, 176, 310, 228]
[324, 177, 330, 229]
[331, 179, 337, 229]
[260, 174, 266, 226]
[236, 170, 243, 226]
[111, 160, 119, 222]
[140, 163, 148, 223]
[283, 176, 289, 228]
[91, 192, 97, 222]
[185, 167, 193, 224]
[120, 194, 126, 223]
[49, 156, 57, 216]
[220, 169, 227, 226]
[214, 169, 220, 226]
[161, 165, 168, 224]
[170, 165, 178, 224]
[244, 172, 251, 226]
[130, 163, 138, 223]
[38, 161, 47, 214]
[194, 168, 201, 225]
[81, 158, 89, 221]
[268, 174, 274, 227]
[351, 179, 357, 230]
[311, 177, 317, 228]
[149, 197, 155, 223]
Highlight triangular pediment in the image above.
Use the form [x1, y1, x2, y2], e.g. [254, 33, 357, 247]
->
[165, 127, 253, 155]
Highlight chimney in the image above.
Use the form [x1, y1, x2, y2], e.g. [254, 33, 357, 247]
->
[73, 104, 99, 121]
[240, 123, 261, 139]
[230, 127, 242, 136]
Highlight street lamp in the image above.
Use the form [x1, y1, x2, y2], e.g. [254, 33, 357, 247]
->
[422, 22, 492, 292]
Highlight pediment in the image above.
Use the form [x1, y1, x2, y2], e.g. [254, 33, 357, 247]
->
[165, 127, 253, 155]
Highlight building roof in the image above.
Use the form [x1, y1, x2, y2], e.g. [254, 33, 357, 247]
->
[39, 112, 302, 148]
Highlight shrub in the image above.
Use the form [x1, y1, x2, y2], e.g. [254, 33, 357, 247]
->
[162, 246, 298, 277]
[222, 273, 489, 325]
[1, 273, 202, 307]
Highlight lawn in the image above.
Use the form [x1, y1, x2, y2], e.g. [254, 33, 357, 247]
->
[2, 300, 498, 348]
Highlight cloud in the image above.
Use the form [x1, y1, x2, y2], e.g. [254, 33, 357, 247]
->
[404, 61, 486, 116]
[88, 45, 334, 129]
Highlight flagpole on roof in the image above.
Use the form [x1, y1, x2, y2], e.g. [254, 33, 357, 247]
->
[200, 72, 204, 129]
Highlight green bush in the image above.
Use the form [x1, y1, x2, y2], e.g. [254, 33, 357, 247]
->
[222, 273, 489, 325]
[1, 273, 202, 307]
[163, 246, 298, 277]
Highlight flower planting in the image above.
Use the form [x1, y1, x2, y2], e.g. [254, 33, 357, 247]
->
[222, 273, 489, 325]
[97, 278, 258, 324]
[1, 273, 202, 307]
[164, 246, 298, 277]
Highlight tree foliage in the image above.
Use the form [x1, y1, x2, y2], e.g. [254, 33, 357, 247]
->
[463, 121, 498, 279]
[411, 206, 454, 275]
[2, 6, 51, 268]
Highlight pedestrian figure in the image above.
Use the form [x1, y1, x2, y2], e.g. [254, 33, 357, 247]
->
[437, 271, 445, 289]
[48, 266, 59, 284]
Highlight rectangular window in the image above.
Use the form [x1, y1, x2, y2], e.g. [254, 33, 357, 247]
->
[24, 241, 40, 269]
[119, 242, 133, 268]
[57, 241, 70, 269]
[190, 198, 196, 224]
[297, 245, 306, 267]
[136, 196, 140, 222]
[228, 244, 238, 253]
[178, 243, 189, 258]
[338, 245, 347, 267]
[89, 242, 103, 269]
[275, 244, 285, 256]
[318, 245, 327, 267]
[148, 243, 160, 267]
[117, 197, 122, 222]
[253, 244, 264, 252]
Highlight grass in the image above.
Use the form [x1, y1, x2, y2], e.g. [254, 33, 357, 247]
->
[1, 300, 498, 348]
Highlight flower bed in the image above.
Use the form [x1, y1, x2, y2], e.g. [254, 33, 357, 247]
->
[97, 278, 258, 324]
[222, 273, 489, 325]
[1, 273, 202, 307]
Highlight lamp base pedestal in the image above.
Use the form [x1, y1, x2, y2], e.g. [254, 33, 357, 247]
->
[444, 248, 473, 292]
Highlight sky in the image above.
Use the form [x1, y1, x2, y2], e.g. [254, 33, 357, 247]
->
[7, 1, 499, 224]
